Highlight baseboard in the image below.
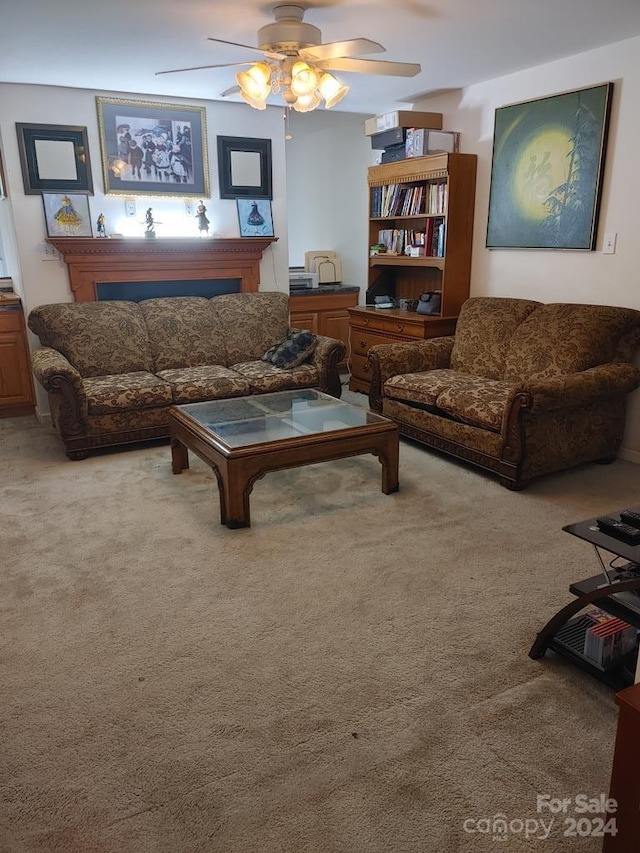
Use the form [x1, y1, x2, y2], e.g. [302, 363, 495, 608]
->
[34, 407, 52, 426]
[619, 447, 640, 464]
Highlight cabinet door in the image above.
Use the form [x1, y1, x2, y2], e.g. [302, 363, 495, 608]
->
[290, 310, 319, 335]
[0, 330, 34, 408]
[319, 309, 350, 348]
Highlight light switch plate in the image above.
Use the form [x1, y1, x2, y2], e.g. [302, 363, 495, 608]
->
[41, 243, 58, 261]
[124, 198, 137, 217]
[603, 232, 617, 254]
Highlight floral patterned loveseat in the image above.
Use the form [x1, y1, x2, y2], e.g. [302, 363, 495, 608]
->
[368, 297, 640, 489]
[28, 292, 345, 459]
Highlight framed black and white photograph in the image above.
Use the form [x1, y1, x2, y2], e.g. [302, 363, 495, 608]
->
[16, 123, 93, 196]
[218, 136, 272, 199]
[42, 192, 93, 238]
[96, 96, 209, 197]
[237, 199, 274, 237]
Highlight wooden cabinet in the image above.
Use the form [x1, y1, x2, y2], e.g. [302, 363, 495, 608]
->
[290, 288, 359, 369]
[348, 306, 457, 394]
[349, 152, 477, 395]
[367, 152, 477, 316]
[603, 682, 640, 851]
[0, 298, 35, 417]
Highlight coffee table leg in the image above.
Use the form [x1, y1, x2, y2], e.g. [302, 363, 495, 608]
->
[171, 437, 189, 474]
[380, 431, 400, 494]
[220, 463, 251, 529]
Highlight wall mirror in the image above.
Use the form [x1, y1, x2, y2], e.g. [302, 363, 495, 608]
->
[16, 123, 93, 195]
[217, 136, 272, 199]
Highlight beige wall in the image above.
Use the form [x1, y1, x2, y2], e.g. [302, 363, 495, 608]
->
[414, 34, 640, 461]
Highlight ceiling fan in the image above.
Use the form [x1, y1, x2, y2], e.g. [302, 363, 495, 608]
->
[156, 3, 421, 112]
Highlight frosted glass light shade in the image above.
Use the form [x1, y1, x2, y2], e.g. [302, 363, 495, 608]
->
[240, 90, 268, 110]
[292, 90, 321, 112]
[290, 61, 320, 97]
[236, 63, 271, 100]
[318, 73, 349, 109]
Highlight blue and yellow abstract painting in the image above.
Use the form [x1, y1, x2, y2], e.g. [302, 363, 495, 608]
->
[486, 83, 613, 250]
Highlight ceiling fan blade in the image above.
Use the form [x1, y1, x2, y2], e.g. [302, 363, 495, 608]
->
[300, 38, 385, 62]
[207, 37, 286, 61]
[320, 57, 421, 77]
[220, 84, 241, 98]
[156, 61, 254, 76]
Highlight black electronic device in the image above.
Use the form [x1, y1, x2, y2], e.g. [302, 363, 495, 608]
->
[619, 510, 640, 530]
[596, 516, 640, 545]
[366, 271, 395, 306]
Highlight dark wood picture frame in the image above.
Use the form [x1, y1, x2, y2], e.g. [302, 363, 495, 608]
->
[0, 148, 6, 199]
[486, 82, 613, 250]
[217, 136, 272, 199]
[16, 123, 93, 196]
[96, 96, 209, 197]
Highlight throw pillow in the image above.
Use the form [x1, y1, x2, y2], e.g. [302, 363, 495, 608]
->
[262, 330, 317, 369]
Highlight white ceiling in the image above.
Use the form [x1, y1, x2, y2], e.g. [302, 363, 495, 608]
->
[3, 0, 640, 115]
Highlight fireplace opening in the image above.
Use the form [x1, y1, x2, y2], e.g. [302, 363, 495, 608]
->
[96, 278, 241, 301]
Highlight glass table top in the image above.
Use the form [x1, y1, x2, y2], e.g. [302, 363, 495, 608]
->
[176, 389, 391, 448]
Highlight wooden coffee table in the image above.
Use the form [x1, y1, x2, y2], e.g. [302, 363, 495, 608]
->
[168, 389, 399, 528]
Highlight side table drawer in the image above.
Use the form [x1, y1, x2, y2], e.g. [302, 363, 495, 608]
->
[351, 352, 373, 383]
[350, 329, 383, 357]
[350, 313, 424, 338]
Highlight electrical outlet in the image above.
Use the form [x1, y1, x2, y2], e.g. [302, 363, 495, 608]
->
[184, 200, 194, 217]
[124, 198, 137, 217]
[41, 243, 58, 261]
[603, 232, 617, 254]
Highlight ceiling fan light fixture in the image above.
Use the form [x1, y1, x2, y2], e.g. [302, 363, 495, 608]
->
[292, 90, 321, 113]
[290, 61, 320, 97]
[240, 90, 268, 110]
[236, 62, 272, 100]
[318, 72, 349, 109]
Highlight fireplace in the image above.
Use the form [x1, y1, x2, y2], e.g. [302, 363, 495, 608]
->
[46, 236, 277, 302]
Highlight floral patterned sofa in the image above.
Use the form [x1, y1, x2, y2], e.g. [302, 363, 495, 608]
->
[28, 292, 346, 459]
[368, 296, 640, 489]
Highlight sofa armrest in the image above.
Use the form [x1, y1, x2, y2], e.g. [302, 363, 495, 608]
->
[523, 363, 640, 413]
[31, 347, 88, 424]
[368, 337, 455, 412]
[289, 330, 346, 398]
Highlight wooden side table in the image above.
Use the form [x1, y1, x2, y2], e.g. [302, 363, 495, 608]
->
[603, 682, 640, 851]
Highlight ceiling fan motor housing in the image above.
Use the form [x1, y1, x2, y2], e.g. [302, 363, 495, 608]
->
[258, 4, 322, 54]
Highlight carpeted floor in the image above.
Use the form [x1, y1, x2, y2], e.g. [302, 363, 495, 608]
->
[2, 398, 639, 852]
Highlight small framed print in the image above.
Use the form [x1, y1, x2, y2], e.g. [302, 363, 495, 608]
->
[236, 199, 274, 237]
[42, 192, 93, 237]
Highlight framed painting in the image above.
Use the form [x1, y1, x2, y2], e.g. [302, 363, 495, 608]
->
[16, 123, 93, 196]
[96, 96, 209, 197]
[0, 148, 6, 199]
[237, 199, 274, 237]
[486, 83, 613, 250]
[42, 193, 93, 237]
[218, 136, 272, 199]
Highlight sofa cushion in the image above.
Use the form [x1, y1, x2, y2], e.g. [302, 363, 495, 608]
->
[384, 369, 515, 433]
[230, 361, 318, 394]
[156, 366, 251, 404]
[450, 297, 540, 379]
[83, 372, 173, 415]
[139, 297, 228, 371]
[504, 303, 640, 382]
[28, 301, 153, 377]
[262, 329, 317, 368]
[210, 292, 290, 364]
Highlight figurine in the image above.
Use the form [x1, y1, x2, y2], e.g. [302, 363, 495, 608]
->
[96, 213, 107, 237]
[196, 200, 210, 234]
[144, 207, 156, 238]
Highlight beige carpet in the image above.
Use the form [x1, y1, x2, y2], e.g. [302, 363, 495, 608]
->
[2, 398, 639, 852]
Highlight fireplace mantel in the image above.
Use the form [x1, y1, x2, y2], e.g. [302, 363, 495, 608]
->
[46, 236, 278, 302]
